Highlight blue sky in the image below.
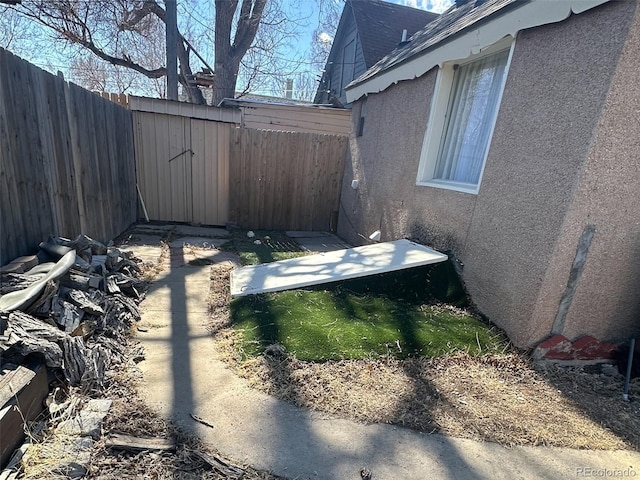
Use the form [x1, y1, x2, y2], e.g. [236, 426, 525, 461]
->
[1, 0, 453, 98]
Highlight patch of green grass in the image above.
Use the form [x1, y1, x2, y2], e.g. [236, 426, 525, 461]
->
[220, 230, 308, 265]
[230, 266, 508, 361]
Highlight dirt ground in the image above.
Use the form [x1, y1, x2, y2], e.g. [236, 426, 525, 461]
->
[209, 262, 640, 451]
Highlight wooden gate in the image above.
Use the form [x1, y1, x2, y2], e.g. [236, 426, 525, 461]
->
[133, 109, 234, 225]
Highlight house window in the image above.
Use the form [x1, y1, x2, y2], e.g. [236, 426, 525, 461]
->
[417, 39, 514, 194]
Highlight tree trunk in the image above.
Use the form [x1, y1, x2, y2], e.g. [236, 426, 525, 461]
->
[214, 0, 236, 105]
[212, 0, 266, 106]
[211, 59, 239, 106]
[177, 38, 205, 104]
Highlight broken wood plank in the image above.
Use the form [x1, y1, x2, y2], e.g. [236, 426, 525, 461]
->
[0, 274, 39, 295]
[67, 290, 104, 316]
[5, 312, 65, 367]
[59, 271, 91, 291]
[0, 363, 48, 468]
[192, 450, 245, 478]
[0, 364, 36, 409]
[105, 433, 176, 452]
[25, 280, 58, 317]
[53, 300, 84, 333]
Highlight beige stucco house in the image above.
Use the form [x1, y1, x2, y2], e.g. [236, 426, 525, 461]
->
[338, 0, 640, 348]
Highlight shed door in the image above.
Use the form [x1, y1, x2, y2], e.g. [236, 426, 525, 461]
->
[134, 112, 230, 226]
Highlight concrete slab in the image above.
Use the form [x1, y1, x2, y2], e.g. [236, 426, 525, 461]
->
[137, 314, 211, 339]
[173, 225, 230, 237]
[153, 265, 212, 283]
[286, 231, 336, 238]
[230, 239, 447, 297]
[169, 237, 229, 249]
[119, 234, 164, 246]
[142, 282, 210, 314]
[131, 223, 174, 232]
[165, 250, 239, 269]
[118, 234, 165, 264]
[117, 246, 163, 266]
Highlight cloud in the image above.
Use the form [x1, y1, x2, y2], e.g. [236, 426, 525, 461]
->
[317, 32, 333, 44]
[397, 0, 454, 13]
[426, 0, 455, 13]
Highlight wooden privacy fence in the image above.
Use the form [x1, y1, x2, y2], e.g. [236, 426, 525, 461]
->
[0, 48, 137, 265]
[132, 97, 349, 231]
[229, 128, 348, 231]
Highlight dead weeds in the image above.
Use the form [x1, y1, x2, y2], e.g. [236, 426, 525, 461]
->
[209, 262, 640, 451]
[83, 364, 283, 480]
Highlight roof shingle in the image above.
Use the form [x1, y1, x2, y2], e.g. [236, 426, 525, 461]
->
[350, 0, 523, 86]
[350, 0, 439, 68]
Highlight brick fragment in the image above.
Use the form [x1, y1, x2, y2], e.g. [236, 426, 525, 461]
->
[533, 334, 573, 360]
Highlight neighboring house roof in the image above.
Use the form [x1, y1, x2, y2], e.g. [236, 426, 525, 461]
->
[354, 0, 519, 85]
[350, 0, 439, 68]
[346, 0, 611, 102]
[314, 0, 438, 105]
[232, 93, 312, 106]
[179, 87, 310, 107]
[220, 97, 314, 108]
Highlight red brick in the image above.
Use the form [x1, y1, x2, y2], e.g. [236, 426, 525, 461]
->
[533, 334, 574, 360]
[572, 335, 599, 351]
[591, 342, 618, 360]
[572, 336, 619, 360]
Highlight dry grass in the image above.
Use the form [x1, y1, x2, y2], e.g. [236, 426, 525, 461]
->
[209, 261, 640, 451]
[138, 238, 171, 283]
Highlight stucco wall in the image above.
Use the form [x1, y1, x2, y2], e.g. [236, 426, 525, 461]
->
[339, 71, 478, 253]
[337, 1, 637, 347]
[533, 2, 640, 343]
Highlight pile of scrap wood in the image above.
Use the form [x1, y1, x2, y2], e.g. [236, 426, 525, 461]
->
[0, 234, 147, 469]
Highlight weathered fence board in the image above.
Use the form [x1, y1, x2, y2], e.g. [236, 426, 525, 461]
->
[0, 48, 136, 266]
[229, 129, 348, 231]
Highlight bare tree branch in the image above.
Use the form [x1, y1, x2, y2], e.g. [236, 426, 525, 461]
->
[5, 0, 297, 104]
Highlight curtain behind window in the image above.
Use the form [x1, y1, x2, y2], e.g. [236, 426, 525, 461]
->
[435, 49, 509, 185]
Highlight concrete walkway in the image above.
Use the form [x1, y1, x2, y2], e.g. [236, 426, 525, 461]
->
[128, 227, 640, 480]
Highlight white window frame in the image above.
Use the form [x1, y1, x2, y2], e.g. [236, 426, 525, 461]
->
[416, 37, 516, 194]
